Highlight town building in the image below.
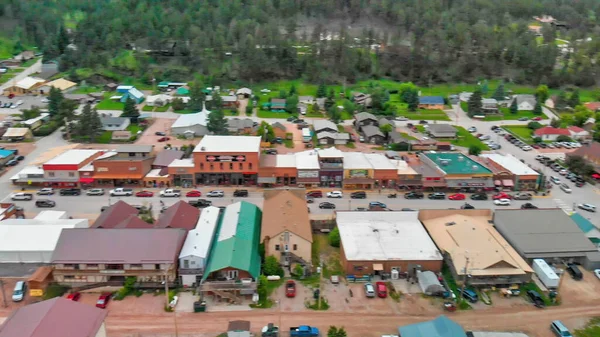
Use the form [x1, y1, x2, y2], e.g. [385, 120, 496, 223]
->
[426, 124, 457, 138]
[533, 126, 590, 141]
[155, 201, 200, 230]
[342, 152, 376, 189]
[361, 125, 385, 144]
[294, 150, 321, 188]
[510, 95, 536, 111]
[271, 122, 287, 138]
[353, 112, 378, 130]
[179, 206, 221, 286]
[481, 98, 499, 113]
[236, 87, 252, 98]
[365, 153, 398, 188]
[317, 147, 343, 187]
[93, 145, 155, 186]
[0, 149, 15, 167]
[193, 136, 261, 185]
[570, 213, 600, 248]
[418, 96, 445, 110]
[120, 87, 145, 103]
[0, 298, 108, 337]
[100, 117, 130, 131]
[419, 209, 533, 286]
[168, 158, 195, 187]
[493, 209, 600, 269]
[316, 132, 350, 145]
[10, 165, 45, 186]
[419, 152, 494, 190]
[227, 118, 256, 134]
[262, 189, 312, 267]
[392, 159, 423, 188]
[409, 155, 446, 190]
[2, 76, 46, 96]
[270, 98, 286, 111]
[23, 113, 50, 130]
[258, 154, 297, 187]
[51, 228, 187, 285]
[145, 94, 173, 106]
[42, 149, 103, 188]
[170, 106, 211, 137]
[313, 120, 338, 134]
[91, 201, 140, 229]
[337, 211, 443, 276]
[2, 127, 33, 141]
[398, 316, 466, 337]
[201, 202, 261, 302]
[567, 142, 600, 174]
[37, 78, 77, 93]
[479, 154, 541, 191]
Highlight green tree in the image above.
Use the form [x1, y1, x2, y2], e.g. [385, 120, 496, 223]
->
[121, 98, 140, 122]
[510, 98, 518, 114]
[22, 106, 42, 120]
[257, 121, 275, 142]
[289, 83, 296, 96]
[263, 255, 283, 277]
[89, 107, 103, 142]
[480, 80, 489, 95]
[278, 89, 287, 99]
[535, 85, 549, 103]
[77, 103, 92, 138]
[48, 87, 64, 116]
[286, 95, 299, 113]
[399, 82, 418, 103]
[58, 99, 78, 122]
[550, 118, 561, 128]
[468, 145, 482, 156]
[556, 91, 568, 110]
[171, 97, 186, 111]
[57, 25, 69, 54]
[327, 326, 347, 337]
[316, 83, 327, 98]
[342, 99, 355, 114]
[328, 88, 335, 100]
[533, 101, 543, 115]
[406, 90, 419, 112]
[572, 105, 593, 126]
[492, 83, 505, 101]
[207, 94, 228, 135]
[556, 135, 573, 142]
[379, 124, 393, 134]
[568, 90, 580, 108]
[527, 121, 543, 130]
[467, 90, 483, 117]
[187, 81, 205, 111]
[328, 227, 340, 247]
[245, 101, 254, 115]
[327, 106, 341, 124]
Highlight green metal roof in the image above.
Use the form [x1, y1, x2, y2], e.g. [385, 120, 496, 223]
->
[202, 201, 262, 280]
[571, 213, 596, 234]
[423, 152, 492, 175]
[176, 87, 190, 95]
[158, 81, 170, 87]
[398, 316, 466, 337]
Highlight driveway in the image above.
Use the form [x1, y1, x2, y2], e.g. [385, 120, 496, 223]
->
[135, 118, 200, 149]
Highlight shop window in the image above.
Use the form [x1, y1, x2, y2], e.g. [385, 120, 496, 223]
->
[230, 163, 233, 170]
[68, 172, 75, 177]
[275, 244, 280, 251]
[48, 172, 55, 177]
[249, 163, 253, 170]
[220, 163, 223, 169]
[353, 266, 364, 271]
[200, 163, 204, 170]
[63, 275, 75, 280]
[293, 244, 297, 251]
[239, 163, 243, 170]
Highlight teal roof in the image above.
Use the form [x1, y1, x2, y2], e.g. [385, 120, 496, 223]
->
[571, 213, 597, 234]
[176, 87, 190, 95]
[423, 152, 492, 175]
[398, 316, 466, 337]
[158, 81, 170, 87]
[202, 201, 262, 280]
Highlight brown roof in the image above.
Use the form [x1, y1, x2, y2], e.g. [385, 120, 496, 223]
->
[262, 189, 312, 242]
[569, 142, 600, 162]
[155, 201, 200, 230]
[0, 298, 107, 337]
[51, 228, 187, 264]
[228, 320, 251, 332]
[27, 266, 53, 283]
[92, 201, 138, 228]
[114, 214, 154, 229]
[153, 150, 184, 167]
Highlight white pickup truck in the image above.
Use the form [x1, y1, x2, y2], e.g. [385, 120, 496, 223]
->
[109, 188, 133, 196]
[159, 189, 181, 197]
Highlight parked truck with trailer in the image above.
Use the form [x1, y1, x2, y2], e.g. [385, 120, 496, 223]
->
[290, 326, 319, 337]
[532, 259, 559, 289]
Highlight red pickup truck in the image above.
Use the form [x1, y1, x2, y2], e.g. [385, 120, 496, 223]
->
[286, 280, 296, 298]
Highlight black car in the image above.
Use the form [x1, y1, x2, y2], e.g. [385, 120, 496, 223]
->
[293, 119, 305, 124]
[319, 202, 336, 209]
[428, 192, 446, 200]
[60, 188, 81, 196]
[188, 199, 212, 208]
[526, 290, 545, 308]
[521, 203, 538, 209]
[404, 191, 424, 199]
[16, 155, 24, 161]
[470, 193, 488, 200]
[286, 117, 295, 122]
[35, 200, 56, 208]
[155, 131, 166, 136]
[265, 149, 277, 155]
[419, 120, 428, 124]
[350, 191, 367, 199]
[461, 203, 475, 209]
[272, 137, 283, 144]
[233, 189, 249, 197]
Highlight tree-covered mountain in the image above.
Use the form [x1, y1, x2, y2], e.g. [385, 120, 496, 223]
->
[2, 0, 600, 86]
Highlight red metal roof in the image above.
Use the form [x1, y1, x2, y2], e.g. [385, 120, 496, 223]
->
[584, 102, 600, 111]
[534, 127, 570, 136]
[155, 201, 200, 230]
[568, 126, 586, 133]
[92, 200, 138, 228]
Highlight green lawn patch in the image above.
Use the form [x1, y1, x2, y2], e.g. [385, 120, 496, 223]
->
[340, 110, 353, 120]
[0, 74, 16, 85]
[96, 99, 124, 110]
[155, 104, 171, 112]
[224, 109, 238, 116]
[305, 112, 324, 118]
[400, 132, 417, 140]
[344, 142, 356, 148]
[284, 139, 294, 148]
[20, 58, 39, 68]
[97, 131, 113, 144]
[575, 317, 600, 337]
[72, 85, 103, 94]
[502, 125, 535, 144]
[447, 126, 490, 150]
[257, 109, 293, 118]
[141, 105, 155, 112]
[126, 124, 142, 134]
[173, 109, 195, 114]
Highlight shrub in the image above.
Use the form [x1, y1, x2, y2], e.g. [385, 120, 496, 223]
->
[263, 255, 284, 276]
[33, 120, 61, 136]
[328, 227, 340, 247]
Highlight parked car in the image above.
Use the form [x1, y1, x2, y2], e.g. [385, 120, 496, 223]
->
[513, 192, 532, 200]
[66, 292, 81, 301]
[448, 193, 466, 200]
[318, 202, 336, 209]
[326, 191, 343, 198]
[461, 289, 478, 303]
[521, 203, 538, 209]
[404, 191, 424, 199]
[233, 189, 249, 197]
[96, 293, 111, 309]
[550, 321, 572, 337]
[375, 281, 387, 298]
[470, 193, 488, 200]
[350, 191, 366, 199]
[15, 155, 24, 161]
[578, 203, 596, 212]
[135, 190, 154, 197]
[306, 197, 314, 204]
[550, 176, 561, 185]
[60, 188, 81, 196]
[35, 199, 56, 208]
[158, 136, 170, 142]
[467, 126, 477, 133]
[6, 159, 18, 166]
[86, 188, 105, 196]
[36, 188, 55, 195]
[527, 290, 545, 308]
[493, 192, 512, 200]
[494, 198, 511, 206]
[461, 203, 475, 209]
[428, 192, 446, 200]
[566, 263, 583, 280]
[11, 193, 33, 201]
[206, 190, 225, 197]
[306, 190, 323, 198]
[159, 189, 181, 197]
[594, 269, 600, 280]
[155, 131, 166, 136]
[560, 184, 572, 193]
[369, 201, 387, 209]
[285, 280, 296, 298]
[186, 190, 202, 197]
[188, 199, 212, 208]
[364, 283, 375, 298]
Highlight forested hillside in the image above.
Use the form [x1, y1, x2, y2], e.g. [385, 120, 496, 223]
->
[2, 0, 600, 86]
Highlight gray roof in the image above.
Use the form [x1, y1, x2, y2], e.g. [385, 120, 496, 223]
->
[227, 118, 254, 129]
[153, 150, 184, 167]
[482, 98, 498, 105]
[378, 118, 393, 127]
[317, 132, 350, 140]
[313, 120, 338, 132]
[271, 122, 286, 131]
[354, 112, 377, 123]
[512, 94, 536, 106]
[100, 117, 128, 127]
[362, 125, 384, 138]
[427, 124, 457, 135]
[493, 209, 598, 258]
[117, 145, 154, 153]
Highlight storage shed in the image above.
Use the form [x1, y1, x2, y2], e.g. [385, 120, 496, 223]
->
[417, 270, 445, 295]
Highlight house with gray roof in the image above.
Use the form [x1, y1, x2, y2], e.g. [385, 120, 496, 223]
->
[426, 124, 457, 138]
[361, 125, 385, 144]
[227, 118, 256, 134]
[354, 112, 378, 131]
[510, 95, 537, 111]
[317, 132, 350, 145]
[100, 117, 130, 131]
[482, 98, 499, 113]
[313, 120, 338, 134]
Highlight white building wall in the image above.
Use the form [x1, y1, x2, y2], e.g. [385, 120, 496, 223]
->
[0, 250, 52, 263]
[95, 322, 107, 337]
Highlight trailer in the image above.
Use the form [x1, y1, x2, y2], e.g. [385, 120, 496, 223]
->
[532, 259, 559, 289]
[302, 128, 312, 143]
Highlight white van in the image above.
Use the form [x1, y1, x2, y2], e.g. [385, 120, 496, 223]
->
[12, 281, 26, 302]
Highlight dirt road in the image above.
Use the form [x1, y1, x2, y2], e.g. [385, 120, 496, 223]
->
[100, 302, 599, 337]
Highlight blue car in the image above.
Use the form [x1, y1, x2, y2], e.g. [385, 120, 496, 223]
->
[461, 289, 478, 303]
[369, 201, 387, 209]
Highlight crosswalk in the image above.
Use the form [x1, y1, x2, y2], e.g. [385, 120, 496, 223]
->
[553, 198, 574, 214]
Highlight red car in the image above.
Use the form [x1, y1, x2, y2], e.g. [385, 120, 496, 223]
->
[493, 192, 512, 200]
[96, 293, 111, 309]
[532, 117, 543, 121]
[285, 280, 296, 298]
[135, 190, 154, 197]
[375, 281, 387, 298]
[158, 137, 170, 142]
[186, 190, 202, 197]
[66, 292, 81, 301]
[448, 193, 466, 200]
[306, 190, 323, 198]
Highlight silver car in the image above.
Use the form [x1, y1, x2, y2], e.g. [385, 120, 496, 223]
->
[86, 188, 105, 196]
[206, 190, 224, 197]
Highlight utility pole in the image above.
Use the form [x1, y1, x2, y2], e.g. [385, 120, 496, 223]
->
[317, 261, 323, 309]
[0, 279, 7, 308]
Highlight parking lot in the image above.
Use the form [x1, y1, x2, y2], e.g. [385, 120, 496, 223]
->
[0, 95, 48, 114]
[135, 117, 200, 149]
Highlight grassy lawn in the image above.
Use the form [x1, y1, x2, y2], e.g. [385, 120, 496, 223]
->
[283, 139, 294, 148]
[575, 317, 600, 337]
[21, 58, 39, 68]
[257, 109, 294, 119]
[72, 85, 103, 94]
[399, 132, 417, 140]
[155, 104, 171, 112]
[141, 105, 155, 112]
[173, 109, 195, 114]
[96, 99, 124, 110]
[0, 74, 16, 85]
[461, 101, 546, 121]
[126, 124, 142, 134]
[502, 125, 535, 144]
[444, 126, 490, 150]
[97, 131, 113, 144]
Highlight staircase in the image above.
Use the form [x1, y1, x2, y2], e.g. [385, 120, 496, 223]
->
[283, 251, 311, 267]
[212, 289, 241, 304]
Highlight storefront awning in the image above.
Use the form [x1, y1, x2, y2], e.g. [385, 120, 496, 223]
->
[494, 180, 502, 186]
[502, 179, 514, 187]
[79, 177, 94, 183]
[373, 263, 384, 271]
[343, 178, 375, 184]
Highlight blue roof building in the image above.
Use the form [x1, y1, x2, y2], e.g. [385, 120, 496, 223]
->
[398, 316, 466, 337]
[419, 96, 445, 105]
[116, 85, 134, 93]
[571, 213, 600, 247]
[120, 88, 145, 104]
[0, 149, 15, 159]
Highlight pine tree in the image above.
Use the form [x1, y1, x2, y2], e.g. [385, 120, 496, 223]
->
[122, 98, 140, 122]
[481, 80, 489, 95]
[533, 101, 543, 115]
[492, 83, 505, 101]
[316, 83, 327, 98]
[57, 25, 69, 55]
[467, 90, 483, 117]
[556, 91, 568, 110]
[77, 103, 92, 138]
[407, 90, 419, 112]
[289, 83, 296, 96]
[328, 88, 335, 100]
[187, 81, 205, 111]
[568, 90, 580, 108]
[48, 87, 63, 116]
[207, 109, 228, 135]
[510, 98, 518, 114]
[89, 107, 103, 142]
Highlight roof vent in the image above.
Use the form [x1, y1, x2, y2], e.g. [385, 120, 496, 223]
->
[372, 229, 379, 232]
[200, 147, 206, 151]
[472, 165, 478, 170]
[440, 159, 451, 166]
[458, 156, 464, 162]
[445, 222, 456, 226]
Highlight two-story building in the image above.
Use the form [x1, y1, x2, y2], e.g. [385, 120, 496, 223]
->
[568, 142, 600, 174]
[193, 136, 261, 186]
[420, 152, 494, 191]
[317, 147, 344, 187]
[294, 151, 321, 188]
[365, 153, 398, 189]
[258, 154, 297, 187]
[51, 228, 186, 286]
[42, 149, 103, 188]
[353, 112, 378, 132]
[342, 152, 375, 189]
[262, 189, 312, 268]
[93, 145, 155, 186]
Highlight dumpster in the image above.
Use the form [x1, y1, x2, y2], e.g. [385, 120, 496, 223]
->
[193, 301, 206, 312]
